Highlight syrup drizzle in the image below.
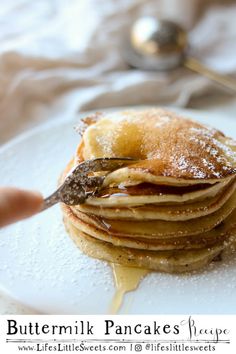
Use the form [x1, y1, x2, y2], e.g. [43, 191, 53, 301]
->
[109, 263, 149, 314]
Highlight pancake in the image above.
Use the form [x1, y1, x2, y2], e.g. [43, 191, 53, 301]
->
[61, 108, 236, 273]
[70, 189, 236, 239]
[64, 218, 224, 273]
[82, 109, 236, 183]
[63, 204, 236, 251]
[76, 179, 236, 221]
[61, 159, 234, 208]
[102, 162, 235, 188]
[84, 177, 234, 207]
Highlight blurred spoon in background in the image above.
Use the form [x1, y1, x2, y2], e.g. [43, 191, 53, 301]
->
[124, 17, 236, 93]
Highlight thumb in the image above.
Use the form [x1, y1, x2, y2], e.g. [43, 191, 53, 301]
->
[0, 188, 43, 228]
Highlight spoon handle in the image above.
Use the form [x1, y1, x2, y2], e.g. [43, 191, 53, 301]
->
[41, 190, 61, 211]
[184, 57, 236, 93]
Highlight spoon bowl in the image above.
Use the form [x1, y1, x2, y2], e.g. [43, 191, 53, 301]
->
[124, 17, 236, 92]
[130, 17, 187, 70]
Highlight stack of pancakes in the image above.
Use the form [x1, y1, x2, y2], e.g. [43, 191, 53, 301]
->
[62, 109, 236, 273]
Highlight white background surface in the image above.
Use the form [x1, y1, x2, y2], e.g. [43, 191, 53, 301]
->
[0, 107, 236, 315]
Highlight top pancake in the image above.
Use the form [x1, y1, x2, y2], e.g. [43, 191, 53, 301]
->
[81, 108, 236, 185]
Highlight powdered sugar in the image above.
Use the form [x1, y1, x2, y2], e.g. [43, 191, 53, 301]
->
[0, 108, 236, 314]
[83, 109, 236, 180]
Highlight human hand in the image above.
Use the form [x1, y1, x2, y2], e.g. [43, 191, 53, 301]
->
[0, 188, 43, 227]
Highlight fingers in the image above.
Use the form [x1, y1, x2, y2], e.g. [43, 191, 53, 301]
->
[0, 188, 43, 228]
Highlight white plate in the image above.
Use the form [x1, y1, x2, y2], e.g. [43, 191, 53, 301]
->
[0, 106, 236, 314]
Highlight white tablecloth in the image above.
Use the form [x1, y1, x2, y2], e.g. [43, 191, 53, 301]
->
[0, 0, 236, 145]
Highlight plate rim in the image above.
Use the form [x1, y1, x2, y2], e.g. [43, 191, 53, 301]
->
[0, 105, 236, 314]
[1, 105, 234, 154]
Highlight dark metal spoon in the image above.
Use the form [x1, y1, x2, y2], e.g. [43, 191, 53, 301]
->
[41, 157, 136, 211]
[124, 17, 236, 93]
